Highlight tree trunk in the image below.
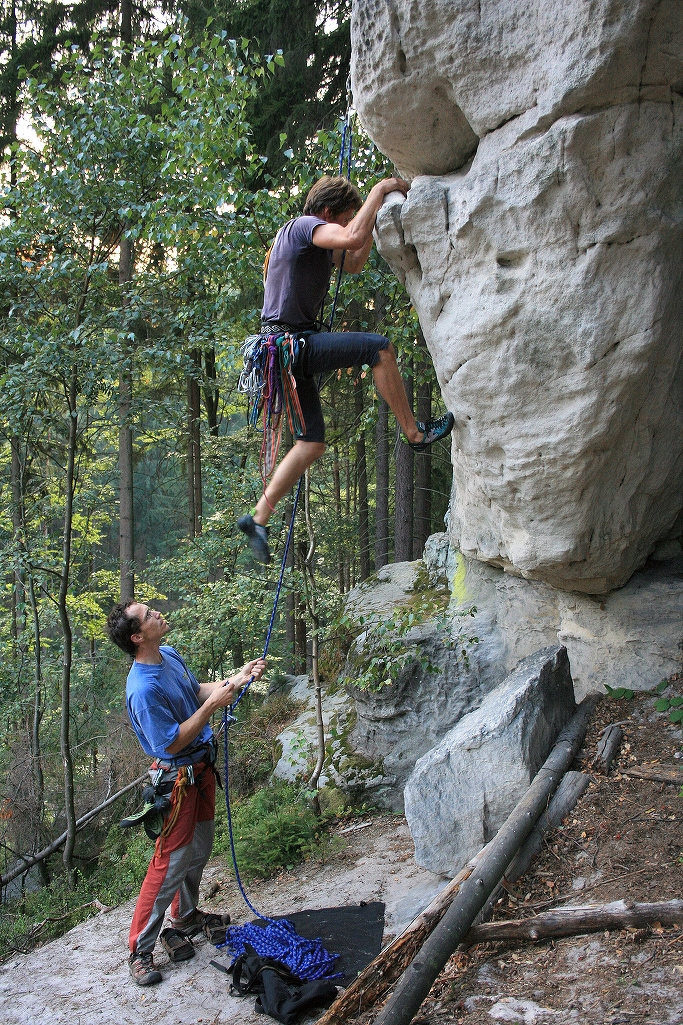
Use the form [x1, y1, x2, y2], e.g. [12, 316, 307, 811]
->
[413, 364, 432, 559]
[332, 444, 344, 592]
[375, 397, 390, 570]
[118, 1, 134, 599]
[28, 571, 45, 866]
[118, 237, 135, 602]
[203, 347, 219, 436]
[303, 470, 324, 798]
[59, 372, 79, 887]
[465, 899, 683, 947]
[344, 440, 351, 591]
[10, 438, 25, 641]
[394, 362, 413, 563]
[187, 350, 202, 537]
[355, 374, 371, 580]
[295, 540, 308, 673]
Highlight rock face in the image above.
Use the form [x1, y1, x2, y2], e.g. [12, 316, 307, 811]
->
[424, 533, 683, 701]
[352, 1, 683, 179]
[353, 0, 683, 593]
[404, 646, 576, 876]
[342, 562, 498, 810]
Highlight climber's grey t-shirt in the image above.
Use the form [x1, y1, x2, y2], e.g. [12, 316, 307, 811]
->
[261, 215, 333, 331]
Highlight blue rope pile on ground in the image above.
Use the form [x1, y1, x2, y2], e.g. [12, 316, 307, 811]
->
[218, 918, 343, 981]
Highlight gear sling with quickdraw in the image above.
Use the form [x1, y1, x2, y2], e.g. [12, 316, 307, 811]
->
[119, 737, 218, 846]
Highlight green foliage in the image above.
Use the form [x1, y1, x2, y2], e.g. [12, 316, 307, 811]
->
[604, 685, 635, 701]
[223, 689, 304, 797]
[336, 599, 477, 692]
[0, 2, 455, 929]
[214, 778, 319, 879]
[652, 679, 683, 724]
[0, 825, 151, 962]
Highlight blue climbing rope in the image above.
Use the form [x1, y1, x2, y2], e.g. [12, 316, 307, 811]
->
[327, 88, 355, 330]
[221, 476, 302, 913]
[219, 480, 334, 972]
[220, 481, 342, 979]
[219, 93, 358, 978]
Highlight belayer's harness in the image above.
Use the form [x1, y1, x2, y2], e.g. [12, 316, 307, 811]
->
[121, 737, 218, 846]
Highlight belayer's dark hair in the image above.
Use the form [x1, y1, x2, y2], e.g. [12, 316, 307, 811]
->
[107, 600, 140, 657]
[303, 175, 362, 217]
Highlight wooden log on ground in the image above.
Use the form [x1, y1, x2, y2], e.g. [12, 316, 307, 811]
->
[373, 694, 599, 1025]
[591, 723, 623, 774]
[464, 899, 683, 946]
[315, 845, 491, 1025]
[622, 764, 683, 785]
[505, 770, 591, 884]
[473, 770, 591, 928]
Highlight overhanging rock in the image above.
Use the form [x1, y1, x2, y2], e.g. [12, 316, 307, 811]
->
[355, 0, 683, 593]
[404, 646, 576, 877]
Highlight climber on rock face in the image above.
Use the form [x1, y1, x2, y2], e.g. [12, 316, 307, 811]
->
[238, 174, 455, 564]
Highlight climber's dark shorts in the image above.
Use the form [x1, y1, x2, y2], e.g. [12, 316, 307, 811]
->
[293, 331, 389, 444]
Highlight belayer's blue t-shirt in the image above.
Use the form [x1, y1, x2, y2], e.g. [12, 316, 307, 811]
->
[126, 645, 213, 764]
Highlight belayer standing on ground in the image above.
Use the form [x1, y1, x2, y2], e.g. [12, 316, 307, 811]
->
[238, 174, 455, 564]
[106, 599, 266, 986]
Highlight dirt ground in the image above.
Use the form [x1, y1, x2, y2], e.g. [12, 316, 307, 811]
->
[392, 689, 683, 1025]
[1, 688, 682, 1025]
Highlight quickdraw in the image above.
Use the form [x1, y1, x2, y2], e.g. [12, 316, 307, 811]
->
[238, 331, 306, 483]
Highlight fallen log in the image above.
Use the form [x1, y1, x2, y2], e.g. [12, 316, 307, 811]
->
[622, 764, 683, 785]
[591, 723, 623, 774]
[505, 770, 591, 885]
[373, 693, 599, 1025]
[463, 899, 683, 946]
[474, 770, 591, 926]
[315, 845, 490, 1025]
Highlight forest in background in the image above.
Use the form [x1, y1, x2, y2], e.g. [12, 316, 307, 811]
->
[0, 0, 453, 903]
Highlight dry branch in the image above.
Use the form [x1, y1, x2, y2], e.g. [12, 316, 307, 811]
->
[464, 899, 683, 946]
[474, 770, 591, 926]
[373, 693, 599, 1025]
[315, 846, 489, 1025]
[0, 773, 147, 888]
[591, 723, 623, 774]
[622, 764, 683, 785]
[505, 770, 590, 885]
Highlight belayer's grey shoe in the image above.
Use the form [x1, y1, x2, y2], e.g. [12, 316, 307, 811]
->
[409, 412, 455, 452]
[237, 514, 271, 564]
[129, 951, 162, 986]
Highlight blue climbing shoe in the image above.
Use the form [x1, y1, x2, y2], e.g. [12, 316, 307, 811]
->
[409, 412, 455, 452]
[237, 514, 271, 564]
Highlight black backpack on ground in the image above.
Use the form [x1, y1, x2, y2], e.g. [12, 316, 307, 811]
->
[219, 944, 338, 1025]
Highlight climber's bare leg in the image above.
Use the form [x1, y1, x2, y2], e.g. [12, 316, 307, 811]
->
[253, 440, 326, 527]
[372, 344, 422, 444]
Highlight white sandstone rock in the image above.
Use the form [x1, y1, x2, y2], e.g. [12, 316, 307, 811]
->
[354, 0, 683, 593]
[375, 101, 683, 592]
[352, 0, 683, 179]
[423, 533, 683, 700]
[404, 646, 576, 876]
